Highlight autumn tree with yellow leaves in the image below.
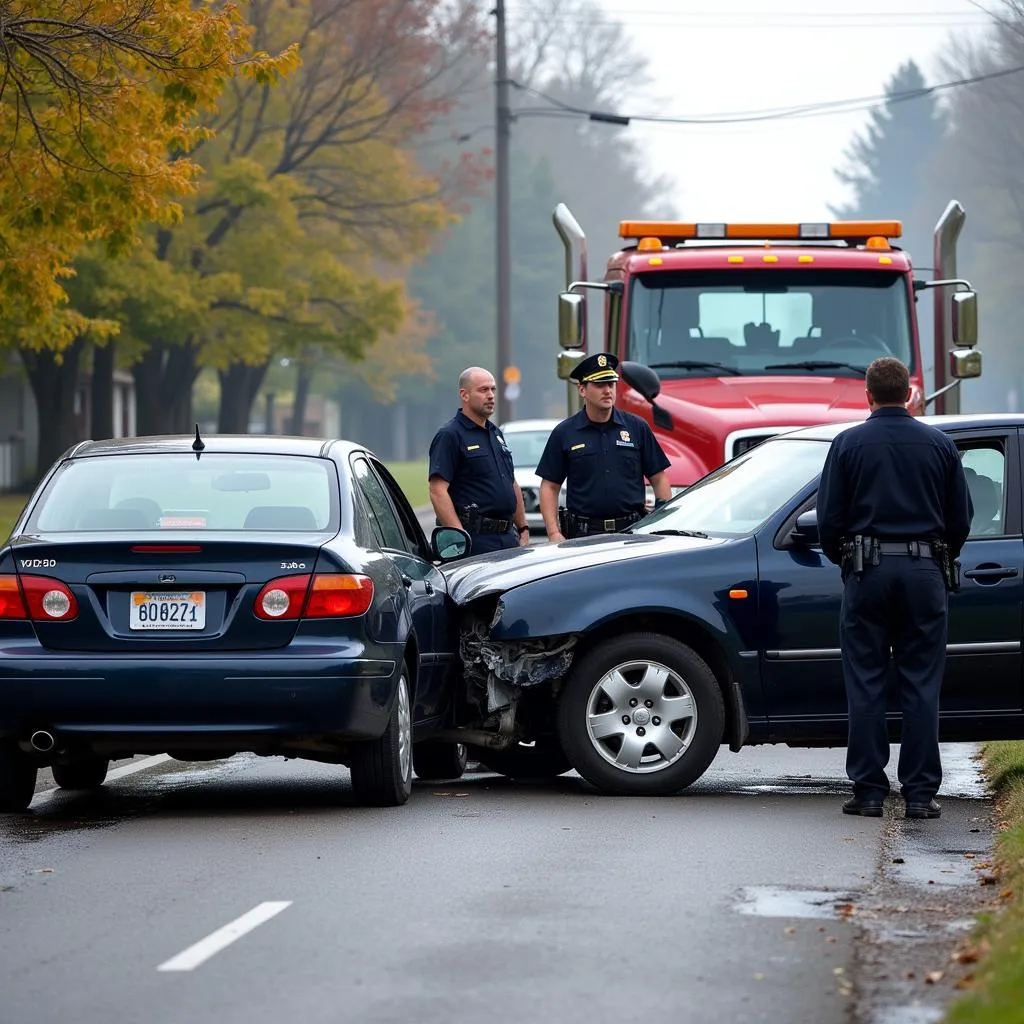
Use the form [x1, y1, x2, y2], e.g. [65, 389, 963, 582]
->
[0, 0, 295, 467]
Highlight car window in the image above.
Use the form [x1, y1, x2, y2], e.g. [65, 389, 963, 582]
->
[28, 453, 337, 532]
[369, 457, 430, 560]
[351, 457, 409, 552]
[958, 443, 1006, 537]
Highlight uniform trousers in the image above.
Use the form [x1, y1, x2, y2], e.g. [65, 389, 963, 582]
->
[466, 530, 518, 554]
[840, 555, 948, 804]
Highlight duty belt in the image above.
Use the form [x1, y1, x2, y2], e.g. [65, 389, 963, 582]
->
[568, 511, 641, 535]
[876, 541, 935, 557]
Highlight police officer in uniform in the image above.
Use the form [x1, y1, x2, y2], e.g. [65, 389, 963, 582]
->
[817, 357, 973, 820]
[428, 366, 529, 555]
[536, 352, 672, 542]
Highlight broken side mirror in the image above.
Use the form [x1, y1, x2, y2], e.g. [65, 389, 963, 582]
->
[792, 509, 820, 547]
[432, 526, 471, 562]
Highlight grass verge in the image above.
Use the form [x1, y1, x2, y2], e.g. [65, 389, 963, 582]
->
[386, 460, 429, 509]
[0, 492, 29, 540]
[945, 740, 1024, 1023]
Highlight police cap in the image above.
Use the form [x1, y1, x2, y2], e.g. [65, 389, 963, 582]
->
[570, 352, 620, 384]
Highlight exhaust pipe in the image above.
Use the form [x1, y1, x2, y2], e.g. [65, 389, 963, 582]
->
[29, 730, 56, 753]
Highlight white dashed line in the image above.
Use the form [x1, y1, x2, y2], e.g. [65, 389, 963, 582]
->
[157, 902, 293, 972]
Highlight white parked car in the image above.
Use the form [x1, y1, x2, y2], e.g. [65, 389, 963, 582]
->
[499, 419, 566, 533]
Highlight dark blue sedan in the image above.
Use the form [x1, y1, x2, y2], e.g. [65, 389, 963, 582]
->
[0, 434, 472, 811]
[442, 414, 1024, 796]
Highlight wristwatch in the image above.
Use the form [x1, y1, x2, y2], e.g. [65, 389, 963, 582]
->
[517, 523, 529, 534]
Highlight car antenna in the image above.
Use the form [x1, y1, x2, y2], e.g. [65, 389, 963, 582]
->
[192, 423, 205, 459]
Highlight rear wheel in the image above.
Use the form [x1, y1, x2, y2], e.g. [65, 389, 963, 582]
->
[0, 745, 37, 813]
[51, 756, 109, 791]
[413, 742, 467, 781]
[471, 738, 571, 780]
[557, 633, 725, 796]
[350, 670, 414, 806]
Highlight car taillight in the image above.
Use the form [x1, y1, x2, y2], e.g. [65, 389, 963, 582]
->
[253, 574, 374, 620]
[0, 575, 78, 621]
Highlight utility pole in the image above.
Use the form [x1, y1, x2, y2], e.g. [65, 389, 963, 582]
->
[494, 0, 514, 424]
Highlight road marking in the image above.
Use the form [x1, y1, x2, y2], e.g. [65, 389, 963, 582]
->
[31, 753, 173, 805]
[157, 902, 292, 972]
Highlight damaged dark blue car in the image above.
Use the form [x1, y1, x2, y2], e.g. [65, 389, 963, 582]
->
[444, 414, 1024, 796]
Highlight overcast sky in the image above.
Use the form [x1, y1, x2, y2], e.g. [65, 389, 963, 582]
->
[579, 0, 992, 220]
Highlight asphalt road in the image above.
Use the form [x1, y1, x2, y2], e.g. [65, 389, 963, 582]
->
[0, 744, 992, 1024]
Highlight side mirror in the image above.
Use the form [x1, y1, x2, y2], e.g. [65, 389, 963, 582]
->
[558, 292, 584, 349]
[950, 347, 982, 380]
[431, 526, 471, 562]
[951, 291, 978, 348]
[619, 361, 662, 402]
[792, 509, 820, 547]
[556, 350, 586, 382]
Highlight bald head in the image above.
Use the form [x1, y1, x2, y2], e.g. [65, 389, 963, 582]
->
[459, 366, 497, 424]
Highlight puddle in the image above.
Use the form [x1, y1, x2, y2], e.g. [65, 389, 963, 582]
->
[888, 850, 979, 888]
[735, 886, 858, 919]
[871, 1006, 943, 1024]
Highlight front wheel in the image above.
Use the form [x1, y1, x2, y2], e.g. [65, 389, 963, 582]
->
[0, 745, 38, 813]
[557, 633, 725, 796]
[51, 756, 109, 791]
[350, 670, 414, 806]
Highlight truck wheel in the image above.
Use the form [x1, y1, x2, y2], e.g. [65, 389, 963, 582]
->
[557, 633, 724, 796]
[413, 742, 468, 781]
[471, 739, 571, 780]
[350, 669, 414, 807]
[51, 757, 109, 791]
[0, 745, 37, 813]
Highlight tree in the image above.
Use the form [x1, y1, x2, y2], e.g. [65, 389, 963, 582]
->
[121, 0, 490, 436]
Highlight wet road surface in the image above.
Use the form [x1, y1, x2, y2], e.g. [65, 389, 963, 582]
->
[0, 743, 992, 1024]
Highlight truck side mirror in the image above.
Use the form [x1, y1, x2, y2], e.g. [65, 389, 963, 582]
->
[558, 292, 584, 349]
[950, 347, 982, 380]
[619, 361, 662, 402]
[951, 291, 978, 348]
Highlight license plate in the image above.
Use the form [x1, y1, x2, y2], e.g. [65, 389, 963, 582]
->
[129, 591, 206, 631]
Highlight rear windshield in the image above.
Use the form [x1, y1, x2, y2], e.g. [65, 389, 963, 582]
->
[27, 454, 338, 533]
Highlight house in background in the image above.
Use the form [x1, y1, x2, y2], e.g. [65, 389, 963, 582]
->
[0, 361, 136, 491]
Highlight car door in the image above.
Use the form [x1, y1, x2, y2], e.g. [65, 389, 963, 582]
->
[942, 428, 1023, 713]
[758, 426, 1024, 732]
[354, 456, 451, 722]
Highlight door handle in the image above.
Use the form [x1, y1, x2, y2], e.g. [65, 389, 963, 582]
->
[401, 574, 413, 588]
[963, 565, 1019, 582]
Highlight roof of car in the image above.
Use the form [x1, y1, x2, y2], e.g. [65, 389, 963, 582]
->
[67, 434, 365, 460]
[782, 413, 1024, 442]
[499, 419, 561, 432]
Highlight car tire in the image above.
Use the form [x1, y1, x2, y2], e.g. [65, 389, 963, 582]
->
[413, 742, 468, 781]
[557, 632, 725, 796]
[350, 669, 414, 807]
[0, 745, 38, 813]
[51, 757, 109, 791]
[470, 739, 572, 780]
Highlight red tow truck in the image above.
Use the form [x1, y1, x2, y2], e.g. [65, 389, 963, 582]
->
[552, 202, 983, 489]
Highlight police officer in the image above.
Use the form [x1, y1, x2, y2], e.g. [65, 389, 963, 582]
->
[428, 366, 529, 555]
[817, 357, 973, 820]
[536, 352, 672, 542]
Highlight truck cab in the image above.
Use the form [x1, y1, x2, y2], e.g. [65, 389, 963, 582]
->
[553, 209, 983, 488]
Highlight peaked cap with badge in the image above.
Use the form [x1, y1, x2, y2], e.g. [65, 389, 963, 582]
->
[570, 352, 620, 384]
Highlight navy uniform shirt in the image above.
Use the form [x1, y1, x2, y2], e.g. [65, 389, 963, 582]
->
[536, 407, 671, 518]
[817, 406, 973, 565]
[428, 410, 517, 517]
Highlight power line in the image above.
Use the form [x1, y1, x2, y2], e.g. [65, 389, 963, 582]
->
[507, 61, 1024, 126]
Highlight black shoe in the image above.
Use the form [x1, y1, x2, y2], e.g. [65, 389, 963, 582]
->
[842, 797, 884, 817]
[905, 798, 941, 819]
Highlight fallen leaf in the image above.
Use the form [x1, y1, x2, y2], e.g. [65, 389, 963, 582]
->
[835, 902, 856, 917]
[925, 971, 944, 984]
[892, 856, 905, 864]
[1000, 888, 1013, 900]
[955, 975, 976, 990]
[31, 868, 54, 874]
[826, 936, 837, 944]
[979, 875, 999, 886]
[833, 968, 845, 976]
[951, 948, 980, 965]
[964, 853, 976, 860]
[784, 926, 796, 935]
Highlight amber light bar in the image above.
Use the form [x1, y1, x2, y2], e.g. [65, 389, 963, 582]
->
[618, 220, 902, 242]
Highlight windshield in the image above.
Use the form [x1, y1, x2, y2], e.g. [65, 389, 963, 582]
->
[627, 268, 913, 379]
[503, 429, 554, 469]
[633, 437, 830, 536]
[28, 453, 338, 532]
